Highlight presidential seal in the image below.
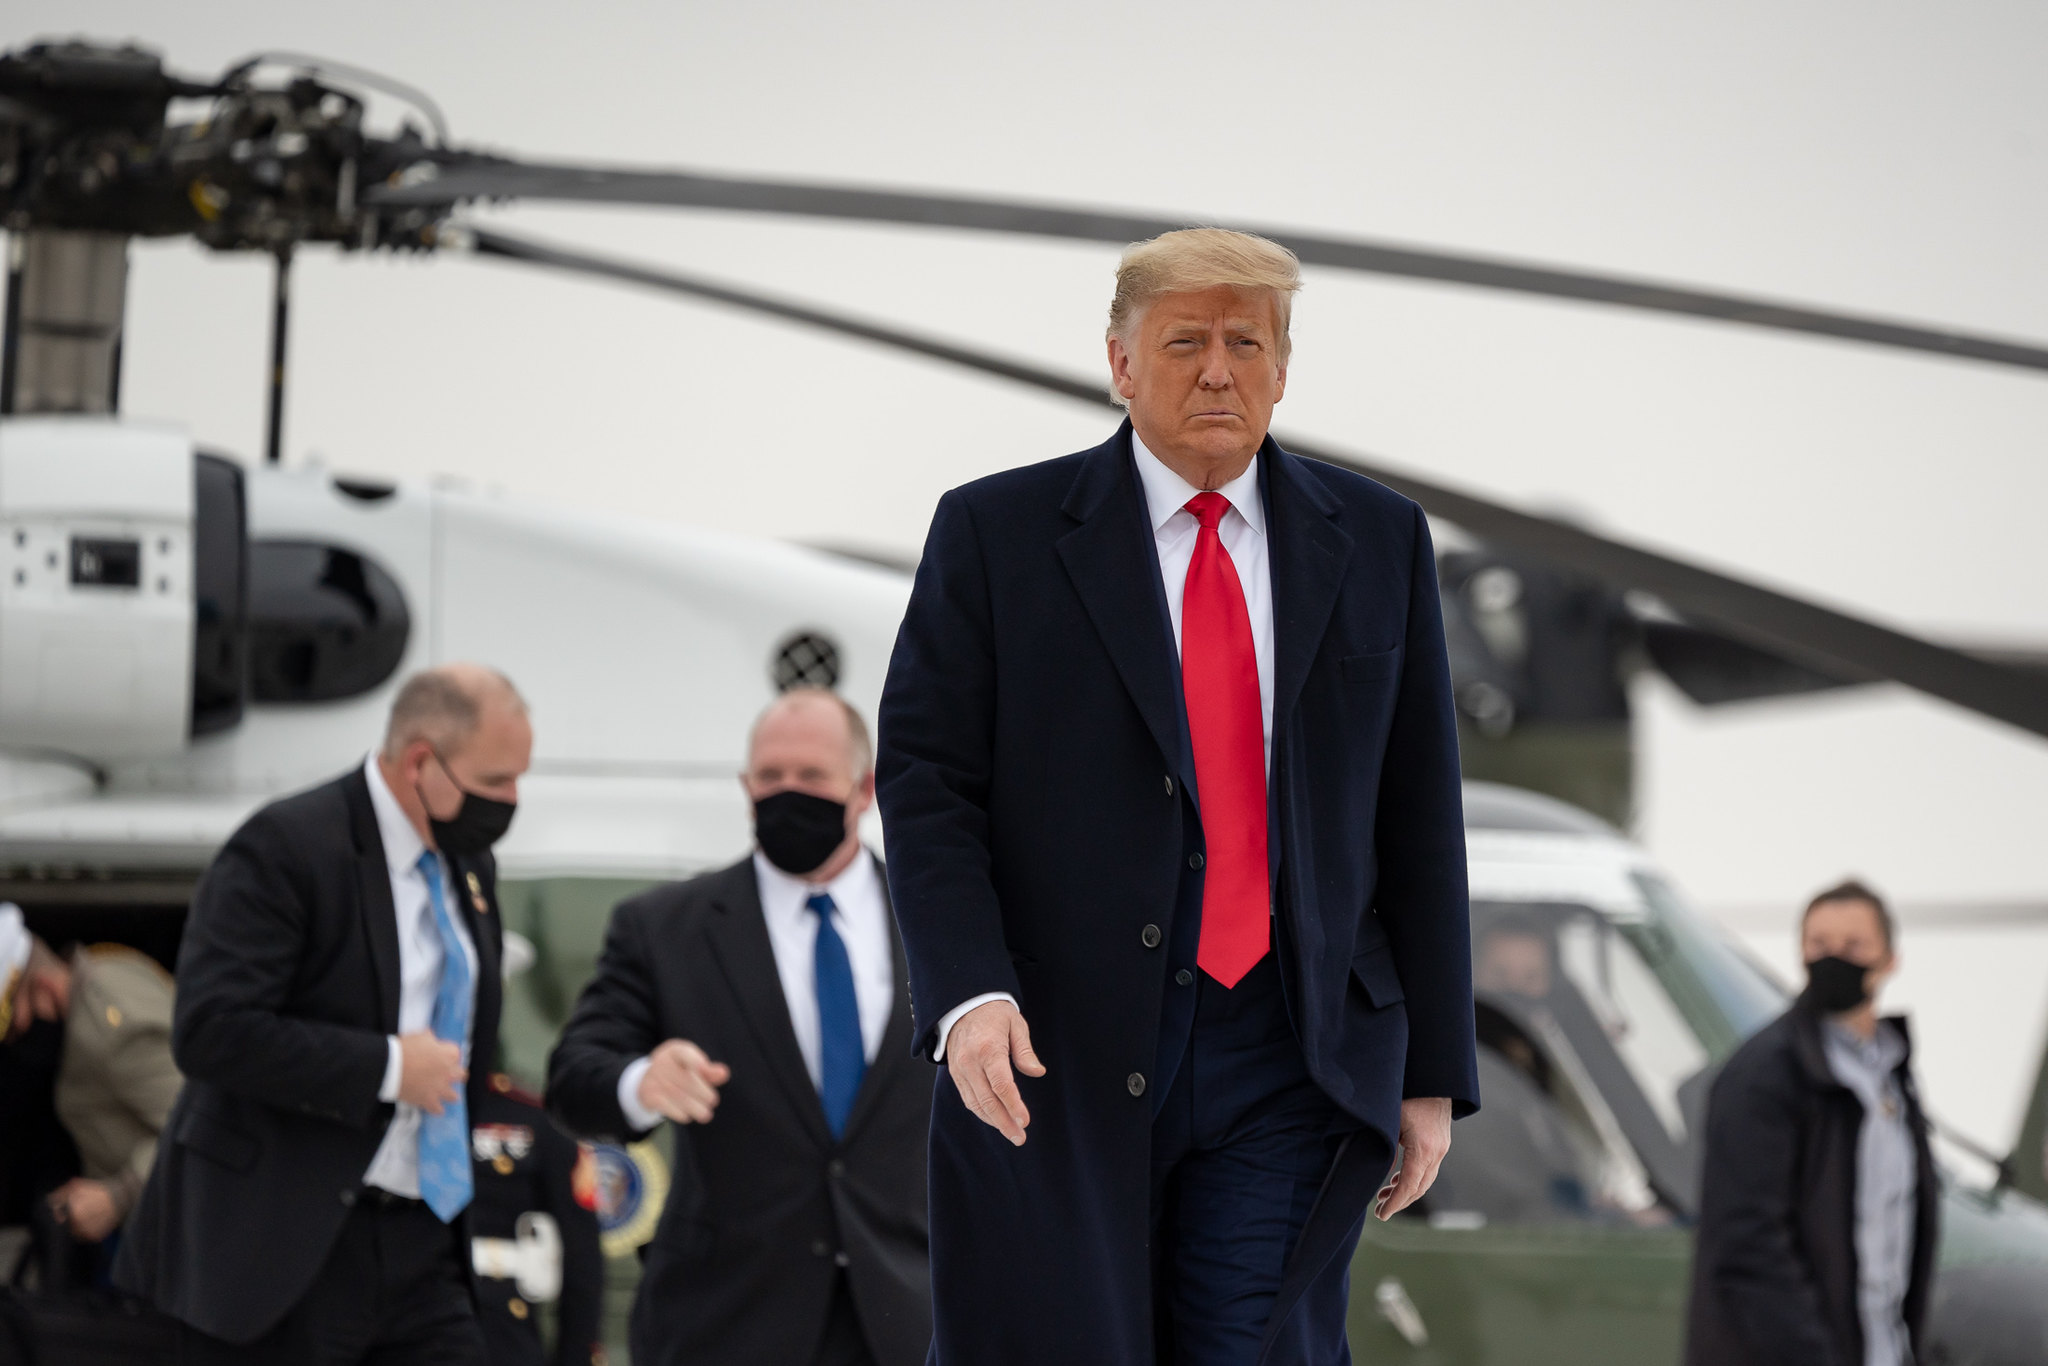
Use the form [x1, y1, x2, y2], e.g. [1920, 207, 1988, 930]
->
[589, 1139, 669, 1258]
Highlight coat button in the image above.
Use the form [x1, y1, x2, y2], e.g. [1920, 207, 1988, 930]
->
[1140, 924, 1162, 949]
[1188, 853, 1204, 870]
[828, 1159, 846, 1178]
[1127, 1073, 1147, 1097]
[834, 1251, 851, 1267]
[1176, 969, 1194, 987]
[339, 1190, 357, 1207]
[811, 1239, 830, 1257]
[1164, 776, 1174, 796]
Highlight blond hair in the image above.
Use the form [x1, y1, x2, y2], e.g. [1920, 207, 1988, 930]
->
[1107, 228, 1302, 366]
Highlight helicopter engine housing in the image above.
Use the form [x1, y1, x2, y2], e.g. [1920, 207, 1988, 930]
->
[0, 417, 245, 764]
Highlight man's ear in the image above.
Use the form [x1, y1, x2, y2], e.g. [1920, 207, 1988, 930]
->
[1107, 335, 1138, 401]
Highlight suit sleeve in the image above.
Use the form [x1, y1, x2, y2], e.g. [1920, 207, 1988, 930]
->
[1696, 1058, 1844, 1366]
[171, 813, 391, 1127]
[547, 898, 665, 1142]
[875, 488, 1020, 1058]
[1370, 503, 1481, 1116]
[539, 1120, 605, 1366]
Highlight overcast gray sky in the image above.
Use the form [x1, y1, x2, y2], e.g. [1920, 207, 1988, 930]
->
[11, 0, 2047, 912]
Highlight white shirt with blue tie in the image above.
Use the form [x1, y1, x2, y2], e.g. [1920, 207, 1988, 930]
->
[361, 753, 480, 1199]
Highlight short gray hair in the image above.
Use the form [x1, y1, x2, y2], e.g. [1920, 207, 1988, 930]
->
[750, 687, 872, 778]
[382, 665, 526, 761]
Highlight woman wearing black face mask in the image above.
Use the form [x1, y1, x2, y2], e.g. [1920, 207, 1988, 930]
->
[1684, 881, 1939, 1366]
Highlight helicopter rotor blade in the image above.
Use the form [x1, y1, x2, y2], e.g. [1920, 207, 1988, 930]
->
[375, 161, 2048, 373]
[457, 225, 2048, 741]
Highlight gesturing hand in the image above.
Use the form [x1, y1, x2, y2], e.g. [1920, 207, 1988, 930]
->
[397, 1030, 467, 1115]
[1376, 1096, 1453, 1220]
[50, 1178, 120, 1242]
[945, 999, 1046, 1146]
[637, 1038, 732, 1125]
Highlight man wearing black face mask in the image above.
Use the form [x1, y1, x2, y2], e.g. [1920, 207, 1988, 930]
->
[547, 688, 931, 1366]
[115, 664, 531, 1365]
[1686, 879, 1938, 1366]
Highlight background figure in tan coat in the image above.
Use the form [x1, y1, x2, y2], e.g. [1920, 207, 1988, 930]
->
[2, 903, 183, 1244]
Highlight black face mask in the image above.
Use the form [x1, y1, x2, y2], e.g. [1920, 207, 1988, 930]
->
[753, 789, 849, 876]
[1802, 955, 1874, 1013]
[420, 751, 518, 857]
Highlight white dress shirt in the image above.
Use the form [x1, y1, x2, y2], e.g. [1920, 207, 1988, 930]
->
[361, 753, 480, 1198]
[616, 848, 895, 1132]
[932, 429, 1278, 1059]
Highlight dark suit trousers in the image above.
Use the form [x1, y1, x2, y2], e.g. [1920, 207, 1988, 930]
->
[1150, 957, 1371, 1366]
[177, 1195, 485, 1366]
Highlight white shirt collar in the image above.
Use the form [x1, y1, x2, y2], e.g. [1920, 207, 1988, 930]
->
[1131, 427, 1266, 539]
[363, 752, 429, 881]
[752, 843, 881, 910]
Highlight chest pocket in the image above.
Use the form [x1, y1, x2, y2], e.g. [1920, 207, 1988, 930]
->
[1341, 648, 1401, 685]
[1351, 942, 1406, 1009]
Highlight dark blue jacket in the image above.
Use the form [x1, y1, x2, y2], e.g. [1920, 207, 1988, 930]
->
[877, 423, 1479, 1364]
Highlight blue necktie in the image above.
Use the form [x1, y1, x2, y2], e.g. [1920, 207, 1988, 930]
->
[806, 892, 866, 1138]
[416, 850, 474, 1222]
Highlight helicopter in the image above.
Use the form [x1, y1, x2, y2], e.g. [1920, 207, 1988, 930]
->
[1, 37, 2047, 1363]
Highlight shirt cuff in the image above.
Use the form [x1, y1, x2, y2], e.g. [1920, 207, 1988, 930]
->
[617, 1055, 662, 1132]
[933, 993, 1018, 1061]
[378, 1036, 403, 1104]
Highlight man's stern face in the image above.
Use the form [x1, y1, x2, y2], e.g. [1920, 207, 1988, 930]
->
[1109, 285, 1287, 479]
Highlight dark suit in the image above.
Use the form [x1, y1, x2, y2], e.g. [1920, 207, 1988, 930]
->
[876, 423, 1480, 1364]
[545, 856, 932, 1366]
[467, 1077, 604, 1366]
[113, 767, 503, 1357]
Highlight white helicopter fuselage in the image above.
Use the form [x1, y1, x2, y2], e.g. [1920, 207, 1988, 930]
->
[0, 415, 910, 882]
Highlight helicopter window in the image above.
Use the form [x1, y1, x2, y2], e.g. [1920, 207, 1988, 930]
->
[247, 540, 411, 703]
[1416, 887, 1787, 1230]
[1555, 918, 1709, 1145]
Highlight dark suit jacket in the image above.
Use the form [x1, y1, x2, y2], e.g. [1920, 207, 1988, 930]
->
[545, 856, 932, 1366]
[875, 422, 1480, 1364]
[113, 767, 504, 1344]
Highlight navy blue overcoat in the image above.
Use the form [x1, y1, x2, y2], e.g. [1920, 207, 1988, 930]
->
[876, 423, 1480, 1364]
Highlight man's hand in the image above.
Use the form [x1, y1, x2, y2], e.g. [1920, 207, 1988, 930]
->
[50, 1178, 120, 1242]
[637, 1039, 732, 1125]
[945, 999, 1046, 1147]
[397, 1030, 467, 1115]
[1376, 1097, 1453, 1221]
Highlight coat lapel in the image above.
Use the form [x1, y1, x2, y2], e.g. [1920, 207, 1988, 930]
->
[1264, 441, 1353, 741]
[704, 863, 834, 1149]
[1055, 424, 1189, 782]
[841, 855, 913, 1145]
[343, 768, 402, 1035]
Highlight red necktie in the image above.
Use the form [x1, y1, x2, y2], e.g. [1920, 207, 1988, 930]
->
[1180, 491, 1269, 988]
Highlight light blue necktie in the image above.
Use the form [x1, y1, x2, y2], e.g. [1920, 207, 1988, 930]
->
[416, 850, 474, 1222]
[806, 892, 866, 1138]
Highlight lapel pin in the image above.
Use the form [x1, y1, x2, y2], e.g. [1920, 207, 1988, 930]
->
[466, 871, 490, 914]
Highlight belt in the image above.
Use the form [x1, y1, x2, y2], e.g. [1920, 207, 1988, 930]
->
[356, 1187, 432, 1211]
